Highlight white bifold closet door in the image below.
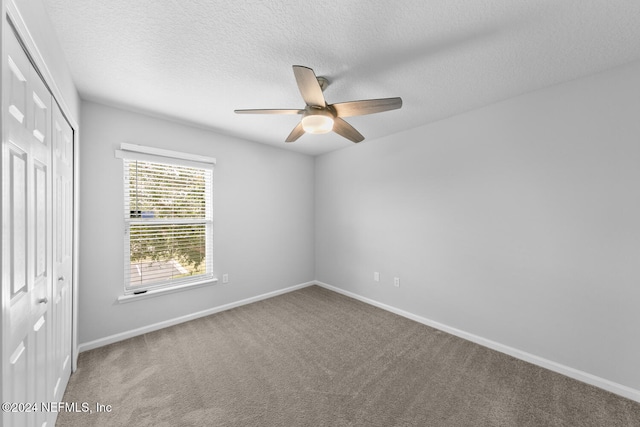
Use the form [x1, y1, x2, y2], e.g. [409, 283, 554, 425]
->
[51, 94, 74, 407]
[2, 21, 73, 427]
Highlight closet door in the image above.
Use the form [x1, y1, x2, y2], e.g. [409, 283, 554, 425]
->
[2, 24, 53, 427]
[51, 101, 73, 406]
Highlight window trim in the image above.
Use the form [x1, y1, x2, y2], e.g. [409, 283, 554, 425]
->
[116, 142, 216, 166]
[116, 278, 217, 303]
[115, 143, 216, 299]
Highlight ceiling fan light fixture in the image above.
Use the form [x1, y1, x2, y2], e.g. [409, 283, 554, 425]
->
[301, 112, 334, 134]
[235, 65, 402, 143]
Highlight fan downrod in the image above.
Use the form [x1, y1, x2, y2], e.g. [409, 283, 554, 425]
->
[317, 76, 329, 92]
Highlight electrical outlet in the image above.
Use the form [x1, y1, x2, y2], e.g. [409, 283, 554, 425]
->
[393, 277, 400, 287]
[222, 274, 229, 284]
[374, 272, 380, 282]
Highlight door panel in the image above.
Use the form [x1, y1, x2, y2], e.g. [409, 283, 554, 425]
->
[7, 341, 28, 427]
[6, 54, 27, 125]
[52, 101, 73, 403]
[33, 314, 49, 427]
[3, 26, 39, 427]
[29, 44, 52, 315]
[8, 144, 27, 299]
[34, 162, 47, 277]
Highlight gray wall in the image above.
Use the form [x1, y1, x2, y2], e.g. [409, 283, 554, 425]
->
[79, 101, 315, 344]
[315, 60, 640, 391]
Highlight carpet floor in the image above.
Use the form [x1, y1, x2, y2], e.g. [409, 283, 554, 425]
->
[57, 285, 640, 426]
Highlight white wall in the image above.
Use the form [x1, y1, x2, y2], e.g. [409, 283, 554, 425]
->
[316, 59, 640, 392]
[79, 101, 315, 345]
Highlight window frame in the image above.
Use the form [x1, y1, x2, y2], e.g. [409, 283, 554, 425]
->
[115, 143, 216, 299]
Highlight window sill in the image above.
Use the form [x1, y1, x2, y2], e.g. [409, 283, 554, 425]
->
[117, 278, 218, 304]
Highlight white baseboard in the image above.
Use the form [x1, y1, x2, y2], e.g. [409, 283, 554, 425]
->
[78, 281, 315, 353]
[314, 281, 640, 403]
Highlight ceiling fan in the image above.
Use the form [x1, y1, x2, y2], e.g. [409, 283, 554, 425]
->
[234, 65, 402, 143]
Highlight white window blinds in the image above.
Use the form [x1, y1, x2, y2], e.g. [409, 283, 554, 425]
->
[116, 144, 214, 294]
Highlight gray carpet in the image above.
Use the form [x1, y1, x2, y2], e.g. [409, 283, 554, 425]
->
[58, 286, 640, 426]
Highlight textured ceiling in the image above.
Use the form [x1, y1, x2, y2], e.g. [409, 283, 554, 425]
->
[42, 0, 640, 156]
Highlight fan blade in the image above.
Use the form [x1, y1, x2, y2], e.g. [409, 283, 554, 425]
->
[235, 109, 304, 115]
[332, 97, 402, 117]
[285, 122, 305, 142]
[333, 117, 364, 143]
[292, 65, 326, 107]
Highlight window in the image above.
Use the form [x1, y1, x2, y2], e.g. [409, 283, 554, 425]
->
[115, 143, 215, 295]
